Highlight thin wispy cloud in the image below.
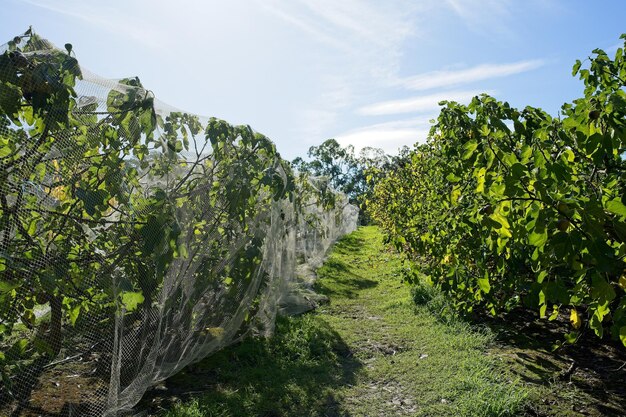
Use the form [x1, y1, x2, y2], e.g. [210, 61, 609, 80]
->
[444, 0, 516, 36]
[606, 42, 624, 54]
[10, 0, 602, 159]
[19, 0, 168, 49]
[296, 0, 414, 48]
[400, 60, 544, 91]
[336, 118, 432, 153]
[254, 0, 423, 147]
[445, 0, 512, 22]
[254, 1, 352, 52]
[358, 90, 491, 116]
[256, 0, 417, 51]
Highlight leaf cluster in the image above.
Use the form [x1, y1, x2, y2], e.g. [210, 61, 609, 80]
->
[369, 34, 626, 348]
[0, 30, 342, 400]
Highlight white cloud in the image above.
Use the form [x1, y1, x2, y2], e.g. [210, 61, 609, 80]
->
[20, 0, 168, 49]
[252, 0, 424, 146]
[443, 0, 515, 36]
[294, 108, 340, 145]
[295, 0, 415, 48]
[256, 0, 418, 51]
[336, 118, 433, 153]
[606, 42, 624, 54]
[358, 90, 492, 116]
[400, 60, 544, 91]
[253, 1, 352, 52]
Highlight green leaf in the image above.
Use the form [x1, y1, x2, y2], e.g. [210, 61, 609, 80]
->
[606, 198, 626, 218]
[520, 145, 532, 163]
[0, 145, 13, 158]
[76, 188, 108, 217]
[120, 291, 145, 312]
[491, 213, 512, 238]
[477, 275, 491, 294]
[537, 271, 548, 284]
[564, 332, 578, 344]
[529, 229, 548, 247]
[8, 339, 28, 358]
[620, 326, 626, 347]
[590, 313, 603, 338]
[68, 304, 81, 326]
[591, 274, 616, 304]
[446, 173, 461, 183]
[0, 281, 19, 293]
[450, 186, 461, 205]
[548, 306, 559, 321]
[462, 140, 478, 160]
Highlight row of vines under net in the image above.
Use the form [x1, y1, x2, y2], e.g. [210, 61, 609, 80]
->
[0, 30, 359, 416]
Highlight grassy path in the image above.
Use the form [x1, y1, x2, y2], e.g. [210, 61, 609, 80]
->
[159, 226, 527, 416]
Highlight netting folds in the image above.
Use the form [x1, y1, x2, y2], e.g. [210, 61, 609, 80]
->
[0, 32, 358, 416]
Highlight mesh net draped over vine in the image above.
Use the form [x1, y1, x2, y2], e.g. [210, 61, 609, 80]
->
[0, 33, 358, 416]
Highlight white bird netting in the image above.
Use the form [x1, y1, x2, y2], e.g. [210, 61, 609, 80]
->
[0, 31, 358, 416]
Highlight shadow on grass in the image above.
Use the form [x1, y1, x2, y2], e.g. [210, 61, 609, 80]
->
[410, 277, 626, 416]
[314, 258, 378, 300]
[138, 315, 360, 417]
[331, 233, 366, 256]
[310, 232, 379, 300]
[481, 309, 626, 416]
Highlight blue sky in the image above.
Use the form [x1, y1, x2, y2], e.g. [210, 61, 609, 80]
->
[2, 0, 625, 159]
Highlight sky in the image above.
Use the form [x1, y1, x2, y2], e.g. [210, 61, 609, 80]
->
[2, 0, 626, 160]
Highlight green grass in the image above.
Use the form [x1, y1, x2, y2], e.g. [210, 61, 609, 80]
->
[158, 226, 529, 416]
[157, 313, 356, 417]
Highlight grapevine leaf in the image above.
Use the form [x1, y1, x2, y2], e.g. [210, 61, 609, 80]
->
[529, 229, 547, 247]
[0, 281, 19, 293]
[606, 198, 626, 218]
[570, 308, 582, 329]
[572, 59, 582, 76]
[120, 291, 145, 312]
[68, 304, 81, 326]
[462, 140, 478, 160]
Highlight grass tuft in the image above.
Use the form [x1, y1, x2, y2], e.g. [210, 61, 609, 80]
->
[158, 226, 530, 417]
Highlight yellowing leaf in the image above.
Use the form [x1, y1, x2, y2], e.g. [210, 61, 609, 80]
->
[475, 167, 486, 193]
[48, 186, 67, 201]
[204, 327, 224, 338]
[450, 186, 461, 205]
[491, 213, 512, 238]
[570, 308, 582, 329]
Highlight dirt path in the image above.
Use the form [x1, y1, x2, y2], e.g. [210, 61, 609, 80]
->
[308, 226, 526, 417]
[158, 226, 528, 416]
[317, 227, 626, 417]
[4, 229, 623, 416]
